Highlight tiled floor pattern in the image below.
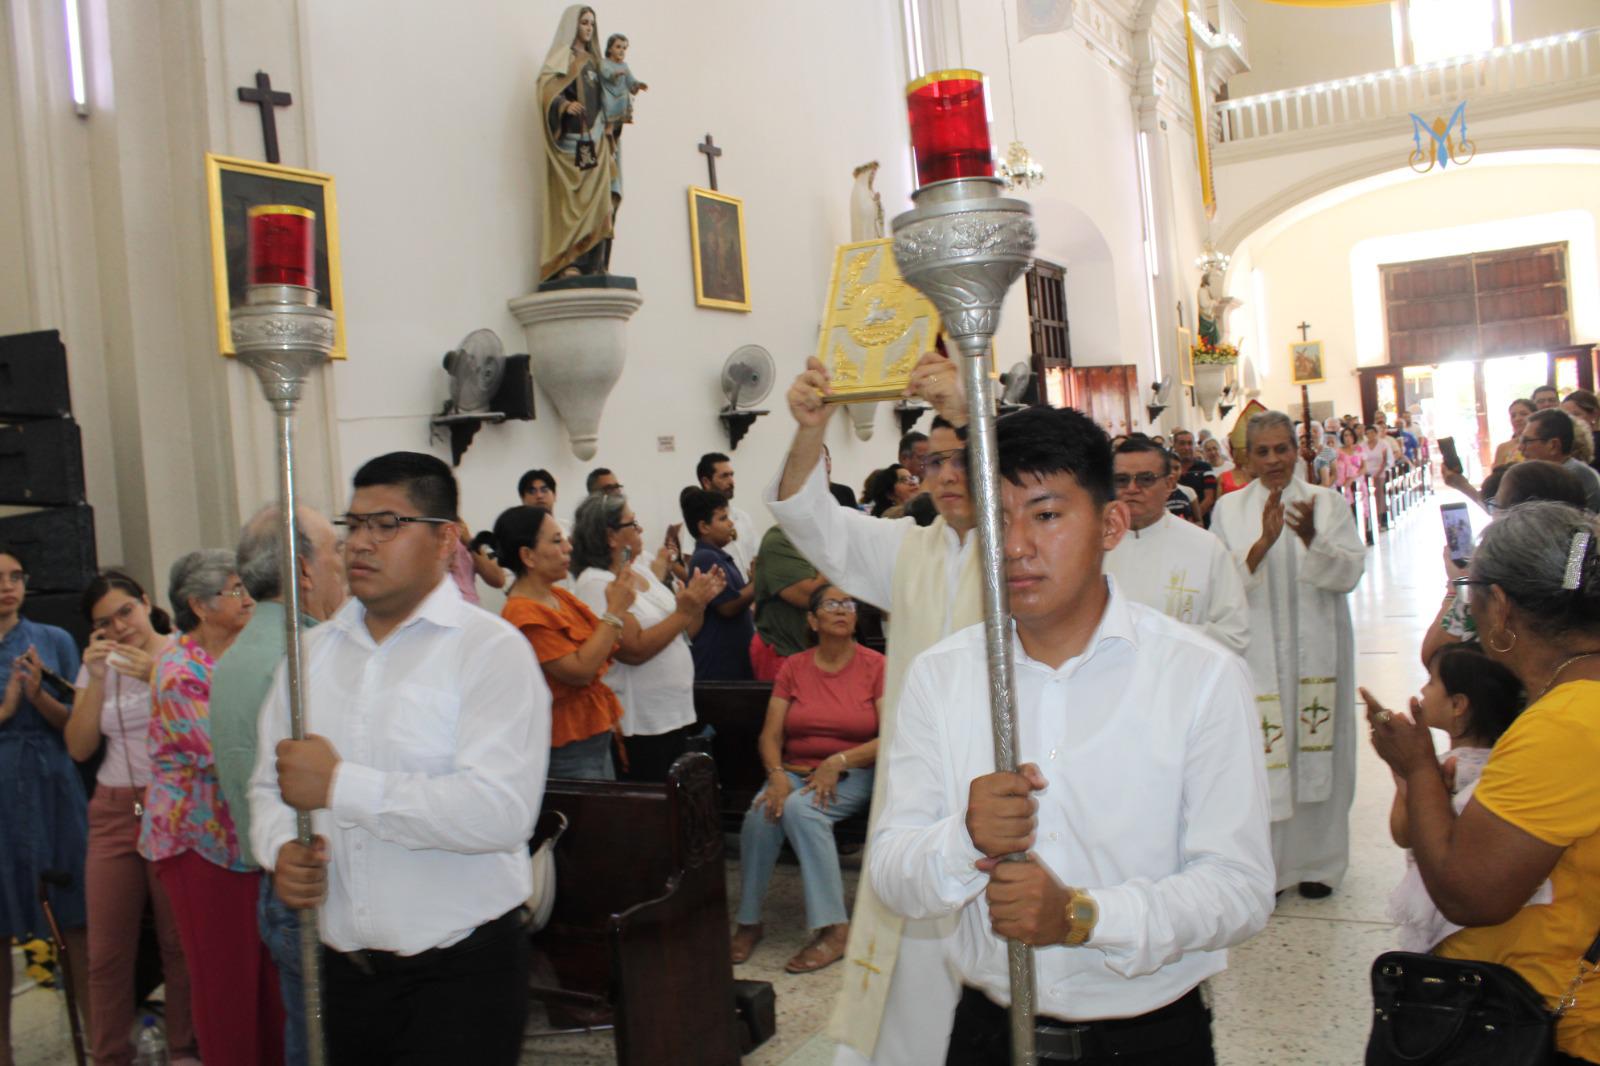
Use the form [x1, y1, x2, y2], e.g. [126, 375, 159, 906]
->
[11, 495, 1451, 1065]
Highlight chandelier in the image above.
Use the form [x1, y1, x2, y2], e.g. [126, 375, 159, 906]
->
[997, 2, 1045, 190]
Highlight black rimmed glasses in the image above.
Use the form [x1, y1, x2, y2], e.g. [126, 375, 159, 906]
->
[1112, 472, 1164, 491]
[1450, 577, 1490, 609]
[612, 520, 643, 532]
[335, 512, 453, 543]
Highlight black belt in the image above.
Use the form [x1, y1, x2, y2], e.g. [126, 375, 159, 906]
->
[961, 985, 1211, 1063]
[333, 907, 527, 978]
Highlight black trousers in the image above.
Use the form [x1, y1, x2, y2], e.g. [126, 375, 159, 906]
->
[619, 722, 704, 782]
[947, 985, 1216, 1066]
[324, 908, 529, 1066]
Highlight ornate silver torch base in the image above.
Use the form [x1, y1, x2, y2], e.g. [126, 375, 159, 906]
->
[892, 177, 1038, 1066]
[231, 283, 334, 1066]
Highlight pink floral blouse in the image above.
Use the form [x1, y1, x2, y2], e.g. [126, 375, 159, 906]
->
[137, 634, 246, 871]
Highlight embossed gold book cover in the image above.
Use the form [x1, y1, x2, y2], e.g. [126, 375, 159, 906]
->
[815, 238, 943, 403]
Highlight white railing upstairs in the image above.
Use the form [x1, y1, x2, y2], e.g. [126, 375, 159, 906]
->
[1215, 26, 1600, 145]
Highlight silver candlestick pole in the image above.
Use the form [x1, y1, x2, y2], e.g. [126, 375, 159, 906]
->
[893, 176, 1037, 1066]
[231, 282, 334, 1066]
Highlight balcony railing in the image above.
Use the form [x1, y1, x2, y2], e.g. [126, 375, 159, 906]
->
[1215, 26, 1600, 146]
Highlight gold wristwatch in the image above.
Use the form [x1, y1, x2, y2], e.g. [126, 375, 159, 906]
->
[1061, 887, 1099, 946]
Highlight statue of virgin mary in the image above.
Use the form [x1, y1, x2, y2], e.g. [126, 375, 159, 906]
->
[538, 6, 618, 281]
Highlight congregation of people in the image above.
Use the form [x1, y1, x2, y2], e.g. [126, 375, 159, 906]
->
[3, 356, 1599, 1066]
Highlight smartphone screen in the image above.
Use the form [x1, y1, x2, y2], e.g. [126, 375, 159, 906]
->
[1437, 436, 1461, 473]
[1441, 502, 1473, 566]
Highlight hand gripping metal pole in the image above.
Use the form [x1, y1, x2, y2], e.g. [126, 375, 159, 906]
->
[893, 177, 1038, 1066]
[232, 283, 335, 1066]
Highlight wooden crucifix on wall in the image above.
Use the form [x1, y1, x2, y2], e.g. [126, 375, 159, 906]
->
[237, 71, 292, 164]
[698, 133, 723, 191]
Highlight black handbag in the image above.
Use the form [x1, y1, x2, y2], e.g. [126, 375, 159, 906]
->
[1366, 931, 1600, 1066]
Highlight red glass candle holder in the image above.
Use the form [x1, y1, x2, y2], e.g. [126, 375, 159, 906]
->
[247, 205, 316, 288]
[905, 69, 995, 187]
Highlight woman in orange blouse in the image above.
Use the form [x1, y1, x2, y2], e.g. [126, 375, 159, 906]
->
[495, 505, 635, 780]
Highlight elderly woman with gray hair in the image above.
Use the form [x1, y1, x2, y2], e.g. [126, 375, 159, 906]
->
[1368, 502, 1600, 1065]
[570, 492, 724, 780]
[139, 550, 286, 1065]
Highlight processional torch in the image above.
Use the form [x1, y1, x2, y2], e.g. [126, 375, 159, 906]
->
[230, 204, 332, 1066]
[891, 70, 1039, 1065]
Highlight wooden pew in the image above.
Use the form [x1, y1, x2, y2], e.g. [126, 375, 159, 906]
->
[693, 681, 869, 845]
[529, 753, 744, 1066]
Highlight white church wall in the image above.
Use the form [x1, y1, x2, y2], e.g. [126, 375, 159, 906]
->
[1239, 160, 1600, 420]
[1225, 0, 1396, 100]
[1512, 1, 1600, 44]
[305, 0, 916, 547]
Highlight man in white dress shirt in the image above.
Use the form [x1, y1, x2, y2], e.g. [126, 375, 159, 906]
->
[1104, 437, 1249, 655]
[768, 353, 981, 1066]
[1211, 411, 1366, 899]
[870, 406, 1274, 1065]
[250, 451, 551, 1065]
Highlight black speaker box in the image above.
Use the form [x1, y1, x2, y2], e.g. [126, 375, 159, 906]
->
[0, 419, 85, 505]
[0, 330, 73, 419]
[0, 504, 97, 592]
[494, 354, 535, 421]
[732, 978, 776, 1053]
[20, 590, 90, 649]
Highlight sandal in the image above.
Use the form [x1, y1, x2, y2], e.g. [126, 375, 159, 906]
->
[784, 926, 848, 974]
[730, 923, 763, 964]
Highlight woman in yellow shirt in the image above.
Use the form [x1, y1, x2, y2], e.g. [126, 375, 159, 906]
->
[1369, 501, 1600, 1064]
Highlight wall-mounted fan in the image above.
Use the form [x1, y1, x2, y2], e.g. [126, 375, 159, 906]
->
[719, 345, 775, 449]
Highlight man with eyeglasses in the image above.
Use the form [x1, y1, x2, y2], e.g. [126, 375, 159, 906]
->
[769, 351, 982, 1066]
[249, 451, 550, 1065]
[1519, 409, 1600, 512]
[1104, 439, 1249, 655]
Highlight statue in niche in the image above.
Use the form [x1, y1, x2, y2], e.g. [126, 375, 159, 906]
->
[1196, 265, 1238, 347]
[851, 161, 884, 241]
[538, 6, 620, 281]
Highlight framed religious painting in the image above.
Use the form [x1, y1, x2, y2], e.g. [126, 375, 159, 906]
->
[815, 238, 943, 403]
[1176, 325, 1194, 386]
[688, 186, 750, 312]
[1291, 341, 1325, 384]
[205, 153, 347, 358]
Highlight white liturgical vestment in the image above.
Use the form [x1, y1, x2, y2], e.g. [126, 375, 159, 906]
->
[1104, 513, 1250, 655]
[869, 586, 1274, 1019]
[1211, 477, 1365, 891]
[765, 458, 981, 1066]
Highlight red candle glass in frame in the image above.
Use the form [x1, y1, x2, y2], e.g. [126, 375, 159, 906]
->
[905, 69, 995, 187]
[247, 204, 316, 288]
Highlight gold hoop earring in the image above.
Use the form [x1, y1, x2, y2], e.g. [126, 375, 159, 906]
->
[1487, 629, 1517, 654]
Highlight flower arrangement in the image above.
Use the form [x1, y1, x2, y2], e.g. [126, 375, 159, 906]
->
[1191, 338, 1239, 365]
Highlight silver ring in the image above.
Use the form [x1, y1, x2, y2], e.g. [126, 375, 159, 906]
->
[1375, 710, 1394, 724]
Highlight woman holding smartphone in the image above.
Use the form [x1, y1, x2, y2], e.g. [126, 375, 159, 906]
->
[570, 493, 724, 781]
[64, 572, 196, 1066]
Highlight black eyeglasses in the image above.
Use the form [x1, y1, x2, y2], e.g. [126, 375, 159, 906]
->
[612, 520, 642, 532]
[1450, 577, 1491, 607]
[1112, 472, 1164, 490]
[335, 512, 452, 543]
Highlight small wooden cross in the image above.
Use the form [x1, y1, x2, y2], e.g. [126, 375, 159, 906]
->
[237, 71, 292, 164]
[1296, 321, 1312, 342]
[698, 133, 723, 191]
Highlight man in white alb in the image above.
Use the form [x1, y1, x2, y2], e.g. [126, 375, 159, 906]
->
[250, 451, 551, 1065]
[870, 406, 1273, 1065]
[766, 352, 979, 1066]
[1104, 437, 1249, 655]
[1211, 410, 1366, 898]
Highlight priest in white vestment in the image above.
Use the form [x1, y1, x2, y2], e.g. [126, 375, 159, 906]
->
[765, 353, 978, 1066]
[1104, 437, 1249, 655]
[1211, 409, 1366, 896]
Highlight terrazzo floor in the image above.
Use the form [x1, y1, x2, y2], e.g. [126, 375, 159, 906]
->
[9, 490, 1455, 1065]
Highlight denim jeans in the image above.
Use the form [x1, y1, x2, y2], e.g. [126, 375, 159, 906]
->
[258, 875, 310, 1066]
[549, 730, 616, 781]
[737, 767, 874, 930]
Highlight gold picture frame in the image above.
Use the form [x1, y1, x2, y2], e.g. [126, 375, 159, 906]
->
[1177, 325, 1194, 386]
[688, 186, 750, 312]
[1291, 341, 1325, 384]
[205, 154, 346, 358]
[815, 238, 943, 404]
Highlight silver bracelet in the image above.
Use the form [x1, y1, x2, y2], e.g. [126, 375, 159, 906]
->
[601, 612, 624, 630]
